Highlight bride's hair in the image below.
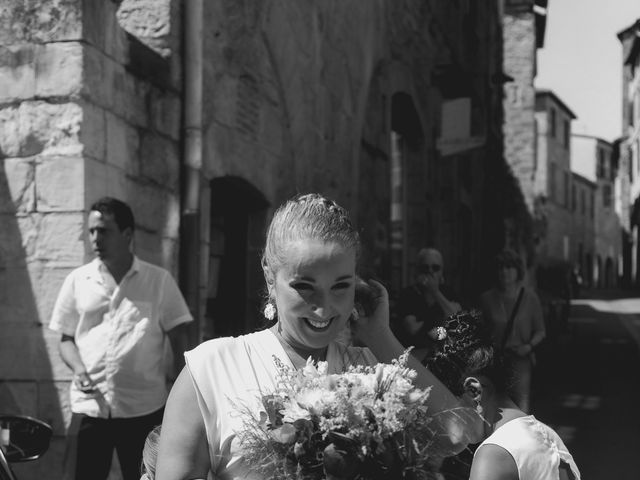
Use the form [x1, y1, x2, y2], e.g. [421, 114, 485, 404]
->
[425, 310, 510, 395]
[262, 193, 361, 274]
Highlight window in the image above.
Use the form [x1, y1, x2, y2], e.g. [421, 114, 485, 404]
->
[550, 108, 556, 138]
[564, 119, 570, 148]
[571, 184, 576, 212]
[590, 191, 595, 219]
[581, 189, 586, 215]
[563, 171, 570, 208]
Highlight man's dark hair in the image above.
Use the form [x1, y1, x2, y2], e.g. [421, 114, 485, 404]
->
[90, 197, 135, 232]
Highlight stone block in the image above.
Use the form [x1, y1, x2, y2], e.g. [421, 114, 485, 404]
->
[149, 88, 181, 140]
[139, 131, 179, 189]
[82, 42, 113, 111]
[128, 181, 169, 233]
[0, 215, 30, 269]
[0, 101, 84, 158]
[0, 0, 82, 45]
[113, 70, 150, 128]
[36, 155, 86, 212]
[35, 42, 83, 98]
[104, 163, 132, 201]
[1, 157, 36, 214]
[28, 213, 86, 265]
[0, 45, 36, 102]
[105, 112, 140, 174]
[79, 101, 106, 162]
[84, 156, 109, 201]
[116, 0, 173, 57]
[83, 0, 128, 62]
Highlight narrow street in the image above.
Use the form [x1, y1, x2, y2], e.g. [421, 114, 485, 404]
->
[531, 290, 640, 479]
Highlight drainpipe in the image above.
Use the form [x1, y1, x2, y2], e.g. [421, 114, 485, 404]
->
[180, 0, 204, 346]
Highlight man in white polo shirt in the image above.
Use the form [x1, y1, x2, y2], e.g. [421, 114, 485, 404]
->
[50, 197, 193, 480]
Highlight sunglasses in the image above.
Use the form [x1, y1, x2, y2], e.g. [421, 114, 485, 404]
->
[418, 264, 442, 273]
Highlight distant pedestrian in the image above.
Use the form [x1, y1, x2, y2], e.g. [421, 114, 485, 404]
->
[50, 197, 193, 480]
[479, 249, 545, 413]
[393, 247, 461, 363]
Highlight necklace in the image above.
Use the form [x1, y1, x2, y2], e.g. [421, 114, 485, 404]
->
[270, 325, 327, 369]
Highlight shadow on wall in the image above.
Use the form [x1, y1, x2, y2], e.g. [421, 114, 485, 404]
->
[0, 164, 66, 479]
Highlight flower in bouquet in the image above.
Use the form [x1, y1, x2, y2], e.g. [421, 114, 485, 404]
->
[237, 350, 446, 480]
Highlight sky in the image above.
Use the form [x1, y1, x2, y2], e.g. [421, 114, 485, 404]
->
[536, 0, 640, 141]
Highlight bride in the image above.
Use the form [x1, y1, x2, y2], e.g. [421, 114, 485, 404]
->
[154, 193, 476, 479]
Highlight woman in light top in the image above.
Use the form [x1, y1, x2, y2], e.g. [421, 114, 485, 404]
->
[479, 249, 546, 413]
[155, 193, 474, 480]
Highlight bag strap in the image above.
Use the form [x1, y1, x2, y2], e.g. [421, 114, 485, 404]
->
[501, 287, 524, 349]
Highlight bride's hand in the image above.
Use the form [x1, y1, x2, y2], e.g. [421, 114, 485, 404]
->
[351, 278, 391, 344]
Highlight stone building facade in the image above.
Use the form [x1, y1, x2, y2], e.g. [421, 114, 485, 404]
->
[571, 134, 621, 288]
[1, 1, 530, 478]
[501, 0, 549, 267]
[569, 172, 596, 286]
[534, 90, 576, 266]
[618, 18, 640, 287]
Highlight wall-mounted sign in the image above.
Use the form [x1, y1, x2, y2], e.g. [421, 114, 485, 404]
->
[436, 97, 485, 156]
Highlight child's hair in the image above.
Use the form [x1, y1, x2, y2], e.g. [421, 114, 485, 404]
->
[140, 425, 162, 480]
[262, 193, 360, 274]
[425, 310, 509, 396]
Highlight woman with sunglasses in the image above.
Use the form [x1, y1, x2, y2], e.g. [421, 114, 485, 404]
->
[393, 247, 462, 363]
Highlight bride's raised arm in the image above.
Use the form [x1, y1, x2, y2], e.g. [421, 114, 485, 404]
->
[352, 278, 479, 454]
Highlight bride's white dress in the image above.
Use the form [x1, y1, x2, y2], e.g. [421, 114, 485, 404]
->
[185, 328, 377, 479]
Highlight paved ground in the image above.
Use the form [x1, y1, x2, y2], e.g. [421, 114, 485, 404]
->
[531, 289, 640, 479]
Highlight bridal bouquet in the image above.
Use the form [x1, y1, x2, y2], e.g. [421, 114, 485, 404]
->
[237, 350, 446, 480]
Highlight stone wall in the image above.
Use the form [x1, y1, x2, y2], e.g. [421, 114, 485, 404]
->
[534, 96, 574, 266]
[503, 9, 537, 212]
[0, 1, 182, 478]
[198, 0, 509, 301]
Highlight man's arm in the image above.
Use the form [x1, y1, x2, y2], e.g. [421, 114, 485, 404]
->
[167, 323, 189, 378]
[59, 334, 94, 392]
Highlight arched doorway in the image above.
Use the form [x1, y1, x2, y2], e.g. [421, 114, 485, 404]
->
[204, 177, 269, 340]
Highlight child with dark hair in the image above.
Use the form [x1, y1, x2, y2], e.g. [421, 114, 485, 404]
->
[426, 310, 580, 480]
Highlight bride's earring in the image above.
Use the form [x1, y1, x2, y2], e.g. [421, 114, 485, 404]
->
[264, 302, 276, 321]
